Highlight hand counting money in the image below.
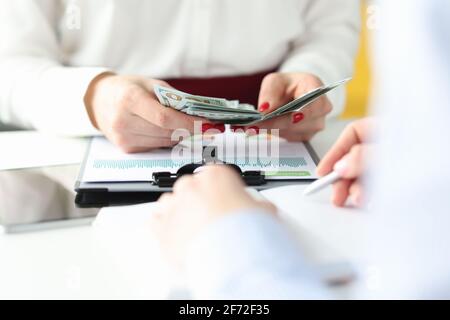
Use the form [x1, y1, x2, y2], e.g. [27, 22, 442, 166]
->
[154, 78, 351, 126]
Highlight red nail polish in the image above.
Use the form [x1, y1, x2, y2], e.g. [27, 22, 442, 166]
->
[293, 113, 305, 124]
[259, 102, 270, 112]
[231, 126, 245, 132]
[214, 124, 226, 133]
[247, 126, 260, 135]
[201, 123, 214, 133]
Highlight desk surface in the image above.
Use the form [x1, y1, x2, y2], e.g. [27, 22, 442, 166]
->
[0, 120, 363, 299]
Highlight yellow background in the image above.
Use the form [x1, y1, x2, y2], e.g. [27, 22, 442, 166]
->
[341, 3, 372, 119]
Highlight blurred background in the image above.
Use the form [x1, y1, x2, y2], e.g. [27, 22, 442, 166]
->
[342, 0, 372, 120]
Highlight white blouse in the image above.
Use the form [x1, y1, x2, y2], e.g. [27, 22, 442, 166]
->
[0, 0, 360, 136]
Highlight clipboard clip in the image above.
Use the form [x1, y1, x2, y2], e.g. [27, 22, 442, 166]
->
[152, 146, 267, 188]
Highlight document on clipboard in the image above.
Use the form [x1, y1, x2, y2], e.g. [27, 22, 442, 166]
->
[80, 134, 319, 183]
[75, 133, 320, 207]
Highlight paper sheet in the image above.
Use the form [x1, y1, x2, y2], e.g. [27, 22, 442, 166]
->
[81, 134, 318, 183]
[93, 187, 355, 285]
[260, 185, 367, 277]
[0, 131, 88, 171]
[93, 202, 159, 231]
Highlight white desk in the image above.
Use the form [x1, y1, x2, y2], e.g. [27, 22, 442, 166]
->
[0, 120, 367, 299]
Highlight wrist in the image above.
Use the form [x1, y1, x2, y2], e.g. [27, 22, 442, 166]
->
[84, 72, 116, 129]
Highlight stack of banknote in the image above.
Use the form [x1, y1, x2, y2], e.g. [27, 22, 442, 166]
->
[154, 78, 350, 126]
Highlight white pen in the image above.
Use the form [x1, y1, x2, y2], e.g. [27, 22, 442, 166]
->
[303, 171, 341, 196]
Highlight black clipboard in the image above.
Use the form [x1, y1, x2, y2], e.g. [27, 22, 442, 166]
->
[74, 139, 320, 208]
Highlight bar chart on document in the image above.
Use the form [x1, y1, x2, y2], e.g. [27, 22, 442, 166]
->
[81, 134, 318, 183]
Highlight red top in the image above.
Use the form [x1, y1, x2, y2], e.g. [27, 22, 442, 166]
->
[165, 69, 275, 108]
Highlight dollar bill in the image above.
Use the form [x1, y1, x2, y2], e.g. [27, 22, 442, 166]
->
[154, 84, 235, 111]
[154, 78, 351, 125]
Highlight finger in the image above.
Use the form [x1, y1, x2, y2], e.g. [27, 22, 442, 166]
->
[133, 135, 176, 147]
[292, 74, 324, 98]
[252, 113, 292, 130]
[194, 165, 223, 178]
[279, 132, 315, 142]
[257, 201, 278, 215]
[118, 113, 175, 138]
[257, 73, 291, 113]
[112, 133, 176, 153]
[139, 78, 213, 132]
[139, 78, 173, 93]
[317, 120, 368, 177]
[252, 97, 329, 131]
[152, 211, 164, 222]
[149, 212, 163, 235]
[332, 179, 352, 207]
[153, 194, 172, 216]
[195, 165, 243, 189]
[255, 112, 324, 133]
[157, 192, 174, 207]
[349, 180, 365, 208]
[173, 175, 196, 194]
[333, 145, 366, 179]
[150, 210, 165, 227]
[127, 85, 203, 132]
[302, 97, 333, 119]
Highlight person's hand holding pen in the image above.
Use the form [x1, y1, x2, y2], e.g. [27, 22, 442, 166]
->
[315, 118, 375, 208]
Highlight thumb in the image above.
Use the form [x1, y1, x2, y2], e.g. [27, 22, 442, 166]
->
[258, 73, 290, 114]
[140, 78, 173, 93]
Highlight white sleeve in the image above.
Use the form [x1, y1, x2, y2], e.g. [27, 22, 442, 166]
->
[280, 0, 361, 117]
[185, 210, 330, 299]
[361, 0, 450, 300]
[0, 0, 108, 136]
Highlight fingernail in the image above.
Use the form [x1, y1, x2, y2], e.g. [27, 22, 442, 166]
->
[259, 102, 270, 112]
[334, 158, 348, 176]
[247, 126, 260, 135]
[292, 113, 305, 124]
[214, 124, 226, 133]
[201, 123, 214, 133]
[231, 126, 245, 132]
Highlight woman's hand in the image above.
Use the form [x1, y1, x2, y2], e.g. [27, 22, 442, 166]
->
[152, 166, 277, 267]
[317, 118, 375, 207]
[85, 73, 204, 153]
[247, 72, 333, 141]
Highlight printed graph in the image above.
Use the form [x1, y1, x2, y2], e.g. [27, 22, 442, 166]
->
[93, 157, 308, 170]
